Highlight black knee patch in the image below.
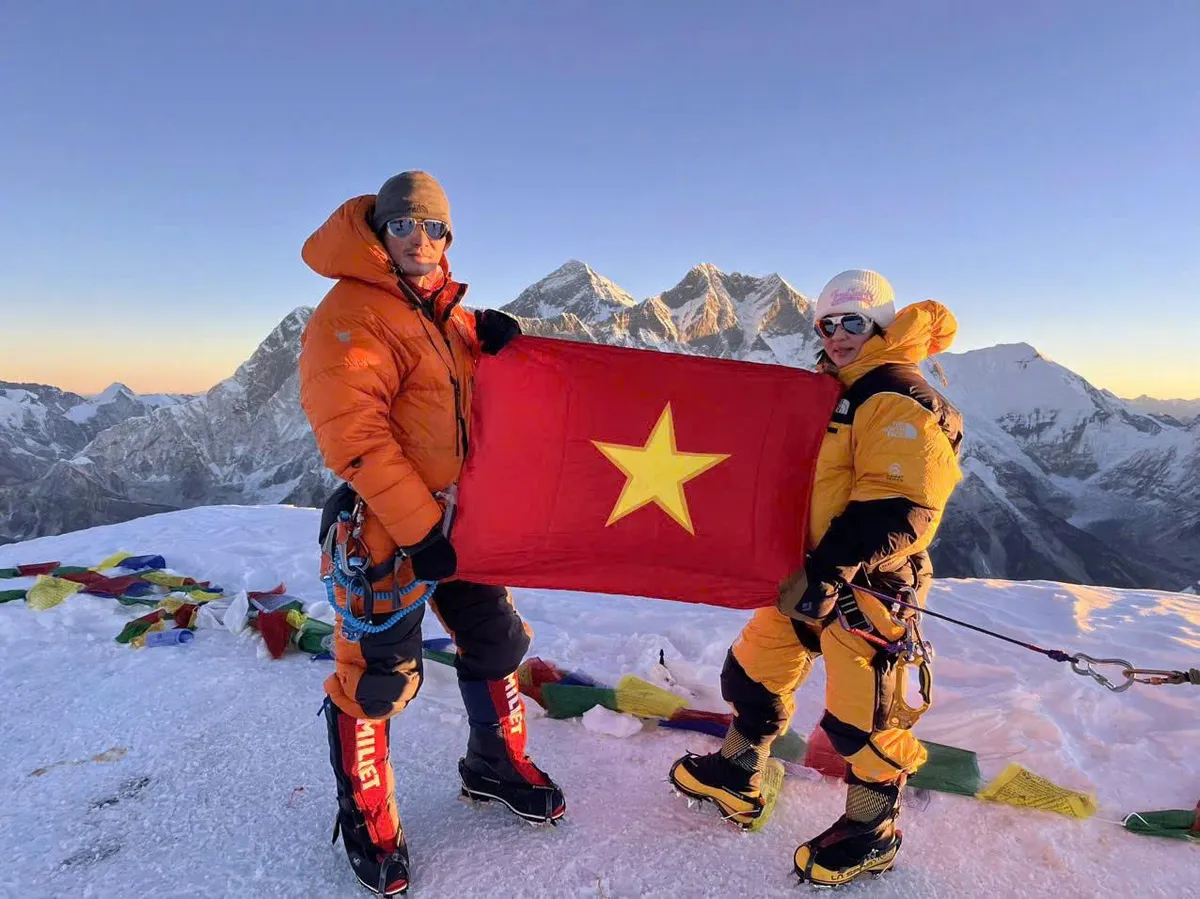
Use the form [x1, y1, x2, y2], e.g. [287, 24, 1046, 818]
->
[355, 607, 425, 718]
[720, 650, 790, 742]
[820, 711, 870, 757]
[437, 582, 531, 681]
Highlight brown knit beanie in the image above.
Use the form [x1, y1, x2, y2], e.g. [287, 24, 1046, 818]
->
[369, 171, 452, 241]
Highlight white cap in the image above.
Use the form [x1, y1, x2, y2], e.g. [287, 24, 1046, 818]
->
[814, 269, 897, 330]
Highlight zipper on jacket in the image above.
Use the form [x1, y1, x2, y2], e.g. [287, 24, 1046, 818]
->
[434, 314, 470, 459]
[417, 314, 469, 461]
[400, 275, 471, 461]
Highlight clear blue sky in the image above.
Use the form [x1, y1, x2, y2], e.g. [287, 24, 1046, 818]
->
[2, 1, 1197, 398]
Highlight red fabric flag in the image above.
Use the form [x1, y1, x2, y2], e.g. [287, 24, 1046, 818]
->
[248, 582, 286, 600]
[256, 610, 294, 660]
[59, 571, 142, 597]
[452, 336, 841, 609]
[803, 725, 849, 778]
[17, 562, 60, 577]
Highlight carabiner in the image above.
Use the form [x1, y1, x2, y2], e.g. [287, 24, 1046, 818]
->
[1069, 653, 1136, 692]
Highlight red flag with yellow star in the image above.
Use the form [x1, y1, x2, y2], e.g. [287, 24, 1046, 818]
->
[451, 336, 842, 609]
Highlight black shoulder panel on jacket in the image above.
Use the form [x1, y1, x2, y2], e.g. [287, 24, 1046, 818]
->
[831, 363, 963, 453]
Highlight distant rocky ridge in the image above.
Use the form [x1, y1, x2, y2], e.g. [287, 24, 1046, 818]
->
[3, 261, 1196, 591]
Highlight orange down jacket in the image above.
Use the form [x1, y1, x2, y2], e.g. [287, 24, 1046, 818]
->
[299, 195, 481, 575]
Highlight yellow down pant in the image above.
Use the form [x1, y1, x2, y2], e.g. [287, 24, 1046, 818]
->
[730, 600, 928, 785]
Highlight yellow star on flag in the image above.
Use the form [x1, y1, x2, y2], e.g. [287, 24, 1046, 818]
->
[591, 403, 730, 535]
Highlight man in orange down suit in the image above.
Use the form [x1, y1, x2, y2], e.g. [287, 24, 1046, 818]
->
[299, 171, 564, 896]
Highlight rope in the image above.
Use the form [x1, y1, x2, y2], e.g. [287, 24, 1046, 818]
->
[323, 543, 435, 639]
[323, 571, 432, 638]
[851, 584, 1197, 692]
[853, 584, 1073, 662]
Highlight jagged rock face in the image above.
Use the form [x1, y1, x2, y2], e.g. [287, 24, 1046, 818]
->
[502, 260, 636, 322]
[67, 308, 335, 510]
[0, 381, 187, 488]
[3, 263, 1197, 592]
[0, 384, 88, 487]
[503, 262, 820, 367]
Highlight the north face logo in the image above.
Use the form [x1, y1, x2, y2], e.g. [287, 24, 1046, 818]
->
[884, 422, 919, 440]
[835, 399, 851, 415]
[406, 203, 431, 216]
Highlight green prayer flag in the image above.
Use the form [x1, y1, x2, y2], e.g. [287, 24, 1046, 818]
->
[541, 684, 619, 719]
[1123, 808, 1200, 842]
[910, 740, 983, 796]
[770, 728, 808, 763]
[297, 619, 336, 655]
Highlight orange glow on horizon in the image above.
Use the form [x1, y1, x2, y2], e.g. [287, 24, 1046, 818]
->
[3, 340, 1197, 401]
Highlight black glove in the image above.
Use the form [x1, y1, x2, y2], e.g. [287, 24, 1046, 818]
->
[408, 525, 457, 581]
[794, 578, 841, 623]
[475, 308, 521, 355]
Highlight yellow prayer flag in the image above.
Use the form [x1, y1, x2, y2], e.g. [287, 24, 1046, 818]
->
[613, 675, 689, 719]
[130, 618, 167, 649]
[140, 571, 191, 589]
[27, 576, 84, 611]
[976, 763, 1097, 819]
[186, 587, 223, 601]
[92, 552, 132, 571]
[285, 610, 308, 631]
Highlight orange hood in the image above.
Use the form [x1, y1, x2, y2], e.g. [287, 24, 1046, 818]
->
[301, 195, 451, 297]
[836, 300, 958, 386]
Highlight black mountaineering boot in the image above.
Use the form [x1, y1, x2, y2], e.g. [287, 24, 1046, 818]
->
[793, 773, 903, 886]
[323, 696, 411, 895]
[668, 726, 768, 827]
[458, 672, 566, 824]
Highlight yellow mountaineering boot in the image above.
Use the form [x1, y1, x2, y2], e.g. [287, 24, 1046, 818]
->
[668, 728, 769, 827]
[793, 775, 902, 886]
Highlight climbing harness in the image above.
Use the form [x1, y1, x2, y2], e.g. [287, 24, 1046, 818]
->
[319, 487, 458, 642]
[835, 586, 934, 729]
[851, 583, 1199, 694]
[322, 533, 431, 641]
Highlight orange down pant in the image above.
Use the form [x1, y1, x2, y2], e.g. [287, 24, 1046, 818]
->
[325, 579, 532, 720]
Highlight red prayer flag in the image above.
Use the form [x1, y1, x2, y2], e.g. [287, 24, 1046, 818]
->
[803, 725, 849, 778]
[452, 336, 841, 609]
[59, 571, 143, 597]
[256, 610, 294, 660]
[248, 582, 286, 600]
[17, 562, 61, 577]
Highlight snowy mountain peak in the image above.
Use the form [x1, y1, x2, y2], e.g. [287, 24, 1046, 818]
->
[0, 505, 1194, 897]
[1125, 394, 1200, 424]
[689, 261, 724, 283]
[502, 261, 636, 322]
[657, 264, 731, 309]
[282, 306, 315, 330]
[93, 382, 135, 402]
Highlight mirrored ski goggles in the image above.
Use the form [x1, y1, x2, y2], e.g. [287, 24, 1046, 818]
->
[384, 217, 450, 241]
[816, 312, 873, 338]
